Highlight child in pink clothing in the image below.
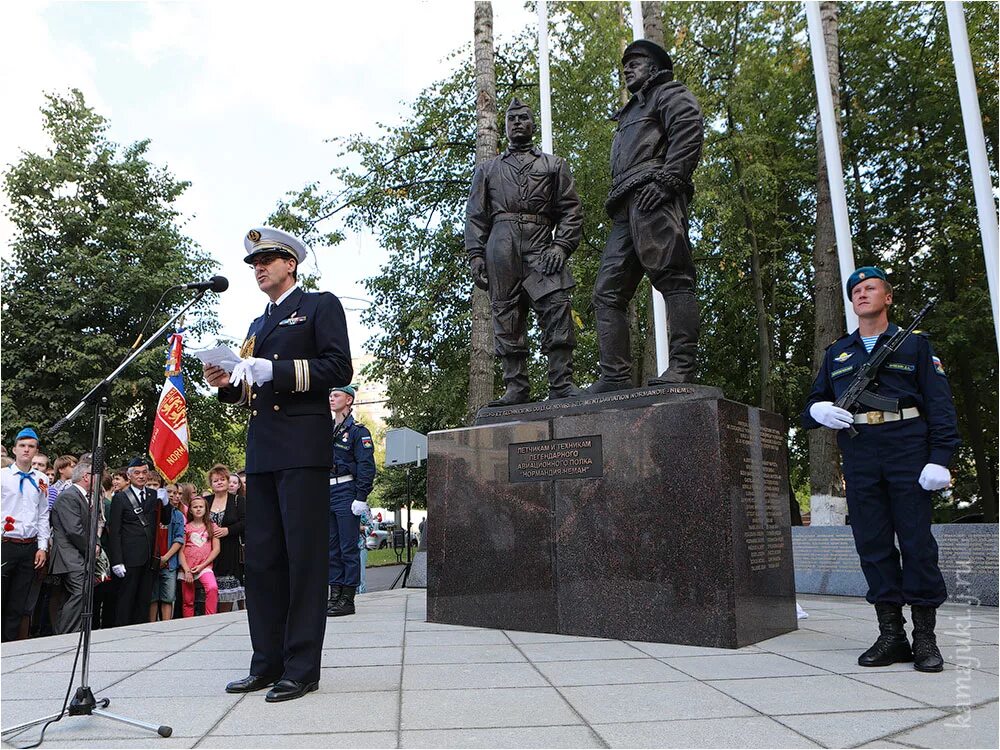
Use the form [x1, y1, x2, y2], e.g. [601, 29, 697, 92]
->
[179, 497, 220, 616]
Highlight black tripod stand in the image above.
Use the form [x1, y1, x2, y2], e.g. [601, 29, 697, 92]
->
[1, 290, 209, 743]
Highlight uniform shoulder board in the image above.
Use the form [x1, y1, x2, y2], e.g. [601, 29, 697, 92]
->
[824, 335, 848, 350]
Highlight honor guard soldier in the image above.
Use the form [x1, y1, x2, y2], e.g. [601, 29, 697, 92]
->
[326, 385, 376, 617]
[802, 267, 961, 673]
[1, 428, 50, 642]
[205, 226, 352, 702]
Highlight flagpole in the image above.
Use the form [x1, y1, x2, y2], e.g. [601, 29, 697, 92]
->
[537, 0, 553, 153]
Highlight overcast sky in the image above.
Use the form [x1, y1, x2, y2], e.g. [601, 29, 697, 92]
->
[1, 0, 534, 354]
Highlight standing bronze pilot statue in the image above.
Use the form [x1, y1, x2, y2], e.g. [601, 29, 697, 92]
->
[465, 98, 585, 406]
[590, 39, 705, 391]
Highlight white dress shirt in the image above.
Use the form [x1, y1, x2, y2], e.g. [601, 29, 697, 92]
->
[268, 284, 300, 314]
[1, 464, 51, 550]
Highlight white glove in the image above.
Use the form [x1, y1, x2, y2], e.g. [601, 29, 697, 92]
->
[230, 357, 273, 387]
[157, 488, 169, 505]
[919, 463, 951, 491]
[809, 401, 854, 430]
[351, 500, 370, 517]
[112, 564, 126, 578]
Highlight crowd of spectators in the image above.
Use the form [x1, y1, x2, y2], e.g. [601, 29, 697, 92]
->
[1, 436, 248, 642]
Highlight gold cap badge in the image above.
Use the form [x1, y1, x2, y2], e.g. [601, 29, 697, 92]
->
[247, 229, 261, 243]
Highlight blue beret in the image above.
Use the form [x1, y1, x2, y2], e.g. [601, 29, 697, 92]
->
[14, 427, 39, 443]
[331, 385, 357, 398]
[127, 457, 148, 469]
[846, 266, 888, 297]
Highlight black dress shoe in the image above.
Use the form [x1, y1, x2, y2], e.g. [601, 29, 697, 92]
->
[265, 679, 319, 702]
[225, 674, 278, 693]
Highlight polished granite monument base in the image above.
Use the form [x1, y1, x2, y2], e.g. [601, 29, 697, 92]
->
[426, 389, 798, 648]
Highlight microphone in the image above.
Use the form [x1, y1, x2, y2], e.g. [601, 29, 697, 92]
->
[180, 276, 229, 293]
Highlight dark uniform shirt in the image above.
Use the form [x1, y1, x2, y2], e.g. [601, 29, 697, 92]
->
[801, 324, 961, 467]
[332, 413, 375, 503]
[219, 287, 353, 473]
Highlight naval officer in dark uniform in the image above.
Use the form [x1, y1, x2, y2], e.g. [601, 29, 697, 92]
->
[204, 226, 352, 702]
[802, 266, 960, 673]
[326, 385, 375, 618]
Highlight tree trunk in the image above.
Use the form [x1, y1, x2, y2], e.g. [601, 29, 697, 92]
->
[808, 1, 847, 525]
[467, 1, 498, 422]
[641, 2, 666, 382]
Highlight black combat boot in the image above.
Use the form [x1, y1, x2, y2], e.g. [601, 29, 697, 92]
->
[328, 586, 356, 617]
[326, 585, 342, 617]
[910, 605, 944, 673]
[587, 306, 633, 393]
[648, 292, 700, 385]
[547, 348, 585, 400]
[488, 356, 531, 406]
[858, 602, 913, 667]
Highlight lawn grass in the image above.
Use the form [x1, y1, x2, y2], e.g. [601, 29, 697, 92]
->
[365, 545, 417, 567]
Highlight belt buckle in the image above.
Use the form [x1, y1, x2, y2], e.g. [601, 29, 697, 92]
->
[866, 411, 885, 425]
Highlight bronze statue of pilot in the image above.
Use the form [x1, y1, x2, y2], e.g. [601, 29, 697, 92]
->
[465, 98, 585, 406]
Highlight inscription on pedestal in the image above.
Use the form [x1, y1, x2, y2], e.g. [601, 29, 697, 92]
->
[728, 417, 785, 572]
[509, 436, 604, 482]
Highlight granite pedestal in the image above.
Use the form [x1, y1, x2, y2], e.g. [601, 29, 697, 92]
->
[426, 387, 798, 648]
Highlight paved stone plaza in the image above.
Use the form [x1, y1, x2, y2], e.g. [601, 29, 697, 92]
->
[1, 591, 996, 748]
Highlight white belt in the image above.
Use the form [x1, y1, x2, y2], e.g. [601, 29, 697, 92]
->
[853, 406, 921, 425]
[329, 474, 355, 485]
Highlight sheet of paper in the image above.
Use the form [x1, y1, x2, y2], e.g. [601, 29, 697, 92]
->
[190, 345, 242, 374]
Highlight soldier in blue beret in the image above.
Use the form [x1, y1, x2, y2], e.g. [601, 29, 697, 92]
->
[802, 266, 961, 673]
[325, 385, 376, 617]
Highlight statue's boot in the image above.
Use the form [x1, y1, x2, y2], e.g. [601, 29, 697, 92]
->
[547, 348, 585, 400]
[647, 292, 700, 385]
[488, 355, 531, 407]
[587, 306, 633, 393]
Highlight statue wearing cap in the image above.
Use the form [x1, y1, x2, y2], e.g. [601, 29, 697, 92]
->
[589, 38, 705, 391]
[465, 98, 586, 406]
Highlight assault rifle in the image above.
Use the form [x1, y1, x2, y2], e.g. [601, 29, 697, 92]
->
[835, 298, 936, 438]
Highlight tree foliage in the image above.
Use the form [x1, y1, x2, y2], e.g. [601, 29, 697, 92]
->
[2, 89, 244, 479]
[270, 2, 997, 517]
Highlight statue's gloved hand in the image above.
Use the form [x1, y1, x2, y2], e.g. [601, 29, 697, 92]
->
[540, 246, 567, 275]
[634, 181, 670, 212]
[470, 257, 489, 291]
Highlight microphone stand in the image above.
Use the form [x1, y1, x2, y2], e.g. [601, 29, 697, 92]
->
[1, 290, 209, 742]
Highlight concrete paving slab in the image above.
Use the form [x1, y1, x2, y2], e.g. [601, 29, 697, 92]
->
[849, 667, 1000, 709]
[504, 630, 608, 644]
[560, 681, 757, 724]
[98, 667, 248, 697]
[320, 646, 402, 667]
[402, 662, 548, 690]
[199, 731, 398, 748]
[592, 716, 820, 748]
[0, 671, 133, 700]
[707, 674, 924, 714]
[890, 700, 999, 748]
[856, 741, 921, 748]
[317, 630, 404, 649]
[3, 652, 67, 671]
[404, 628, 511, 646]
[3, 737, 198, 749]
[30, 650, 175, 673]
[773, 707, 947, 748]
[146, 650, 250, 671]
[400, 686, 581, 730]
[941, 643, 997, 671]
[531, 658, 692, 687]
[779, 648, 917, 674]
[516, 640, 645, 662]
[403, 644, 525, 665]
[212, 689, 398, 735]
[662, 652, 828, 680]
[89, 635, 216, 652]
[401, 725, 603, 748]
[626, 641, 762, 658]
[755, 629, 871, 652]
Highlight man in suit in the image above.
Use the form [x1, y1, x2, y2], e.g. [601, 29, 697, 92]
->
[108, 457, 159, 626]
[204, 226, 352, 702]
[49, 460, 94, 634]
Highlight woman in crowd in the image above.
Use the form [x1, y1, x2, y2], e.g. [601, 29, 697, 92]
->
[203, 464, 246, 612]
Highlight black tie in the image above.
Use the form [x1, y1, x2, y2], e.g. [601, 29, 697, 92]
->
[266, 303, 274, 318]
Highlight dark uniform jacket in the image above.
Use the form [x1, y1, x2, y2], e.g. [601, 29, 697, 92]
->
[108, 487, 158, 568]
[607, 71, 703, 212]
[49, 485, 90, 576]
[801, 324, 961, 467]
[219, 287, 353, 473]
[331, 413, 376, 503]
[465, 146, 583, 301]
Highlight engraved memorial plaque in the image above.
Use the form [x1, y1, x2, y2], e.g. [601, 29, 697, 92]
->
[508, 436, 604, 482]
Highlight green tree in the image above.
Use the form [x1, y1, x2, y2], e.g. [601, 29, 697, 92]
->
[2, 89, 243, 478]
